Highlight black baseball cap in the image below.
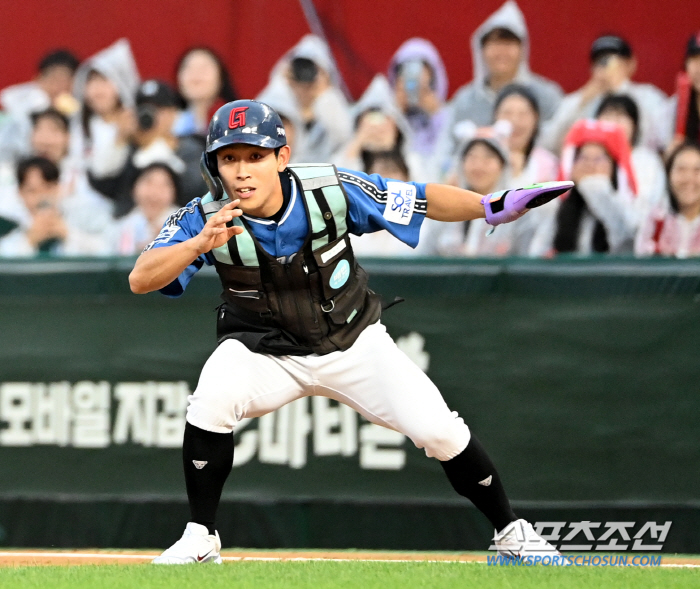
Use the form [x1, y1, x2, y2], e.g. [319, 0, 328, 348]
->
[686, 32, 700, 58]
[136, 79, 179, 108]
[590, 35, 632, 62]
[290, 57, 319, 83]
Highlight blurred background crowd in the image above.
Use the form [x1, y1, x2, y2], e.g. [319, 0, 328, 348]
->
[0, 0, 699, 259]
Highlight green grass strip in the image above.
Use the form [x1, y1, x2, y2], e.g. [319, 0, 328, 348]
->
[1, 561, 699, 589]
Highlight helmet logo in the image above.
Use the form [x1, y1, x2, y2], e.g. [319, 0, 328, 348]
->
[228, 107, 248, 129]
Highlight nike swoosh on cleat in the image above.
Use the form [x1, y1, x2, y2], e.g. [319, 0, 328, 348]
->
[197, 549, 213, 562]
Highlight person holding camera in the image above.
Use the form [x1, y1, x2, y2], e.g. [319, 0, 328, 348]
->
[267, 35, 352, 162]
[388, 38, 450, 164]
[131, 80, 207, 205]
[90, 79, 207, 217]
[332, 75, 428, 182]
[541, 35, 668, 154]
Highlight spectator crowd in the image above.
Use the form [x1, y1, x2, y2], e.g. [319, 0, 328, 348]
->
[1, 1, 699, 259]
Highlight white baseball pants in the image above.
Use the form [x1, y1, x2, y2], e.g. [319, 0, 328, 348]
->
[186, 322, 471, 461]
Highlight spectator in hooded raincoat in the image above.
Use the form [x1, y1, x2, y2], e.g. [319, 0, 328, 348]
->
[435, 0, 562, 175]
[72, 39, 140, 191]
[267, 35, 352, 162]
[332, 75, 429, 182]
[388, 38, 450, 164]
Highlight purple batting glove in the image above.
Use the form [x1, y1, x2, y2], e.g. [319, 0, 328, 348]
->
[481, 181, 574, 226]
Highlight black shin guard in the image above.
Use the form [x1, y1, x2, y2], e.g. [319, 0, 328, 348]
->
[440, 434, 517, 533]
[182, 421, 233, 535]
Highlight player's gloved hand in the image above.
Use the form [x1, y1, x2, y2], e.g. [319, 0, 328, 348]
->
[481, 181, 574, 227]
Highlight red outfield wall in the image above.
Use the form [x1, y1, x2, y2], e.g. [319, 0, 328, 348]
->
[0, 0, 692, 100]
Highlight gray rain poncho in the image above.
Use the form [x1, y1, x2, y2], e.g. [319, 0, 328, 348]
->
[435, 1, 562, 174]
[266, 35, 352, 163]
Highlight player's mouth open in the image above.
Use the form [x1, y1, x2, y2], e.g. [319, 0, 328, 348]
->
[235, 187, 256, 198]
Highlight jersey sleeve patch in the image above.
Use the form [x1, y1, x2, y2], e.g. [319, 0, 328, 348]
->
[149, 225, 181, 248]
[383, 182, 416, 226]
[142, 200, 201, 252]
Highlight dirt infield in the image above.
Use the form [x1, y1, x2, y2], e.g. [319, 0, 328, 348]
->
[0, 550, 699, 567]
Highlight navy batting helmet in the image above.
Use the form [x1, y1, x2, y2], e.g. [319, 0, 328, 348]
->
[200, 100, 287, 200]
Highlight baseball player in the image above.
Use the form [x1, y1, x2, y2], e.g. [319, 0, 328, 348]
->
[129, 100, 572, 564]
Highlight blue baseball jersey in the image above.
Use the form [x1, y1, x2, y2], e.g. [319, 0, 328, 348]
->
[145, 168, 428, 297]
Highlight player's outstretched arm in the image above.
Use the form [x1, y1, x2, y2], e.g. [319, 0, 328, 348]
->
[425, 181, 574, 225]
[424, 184, 486, 222]
[129, 200, 243, 294]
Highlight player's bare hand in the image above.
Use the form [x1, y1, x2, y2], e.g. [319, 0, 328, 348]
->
[193, 200, 244, 254]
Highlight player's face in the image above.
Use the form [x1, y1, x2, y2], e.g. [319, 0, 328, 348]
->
[670, 147, 700, 213]
[216, 144, 291, 217]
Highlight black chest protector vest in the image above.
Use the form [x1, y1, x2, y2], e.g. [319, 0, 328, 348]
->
[198, 164, 382, 356]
